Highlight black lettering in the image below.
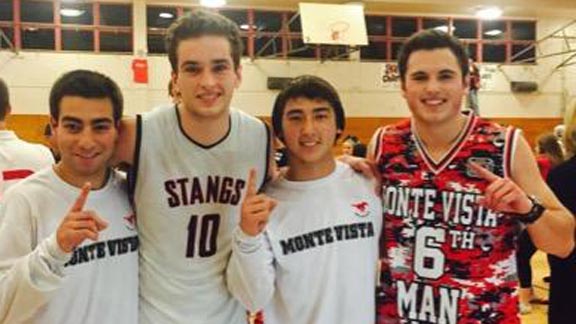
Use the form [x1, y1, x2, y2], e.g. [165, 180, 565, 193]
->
[230, 179, 246, 205]
[164, 180, 180, 207]
[280, 239, 296, 255]
[206, 176, 220, 203]
[190, 177, 204, 205]
[219, 177, 234, 204]
[176, 178, 189, 206]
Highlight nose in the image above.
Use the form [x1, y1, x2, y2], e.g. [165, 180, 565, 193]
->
[77, 129, 97, 150]
[301, 116, 315, 135]
[199, 70, 217, 87]
[425, 78, 441, 93]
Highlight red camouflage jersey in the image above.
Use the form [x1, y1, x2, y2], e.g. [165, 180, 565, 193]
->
[375, 113, 523, 324]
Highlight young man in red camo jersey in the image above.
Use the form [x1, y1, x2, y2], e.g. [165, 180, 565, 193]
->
[369, 29, 574, 324]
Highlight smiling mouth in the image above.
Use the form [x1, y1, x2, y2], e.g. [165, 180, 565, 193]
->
[421, 98, 447, 106]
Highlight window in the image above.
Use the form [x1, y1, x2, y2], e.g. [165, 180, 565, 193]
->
[0, 0, 13, 21]
[60, 3, 93, 25]
[101, 31, 132, 53]
[0, 27, 14, 49]
[512, 21, 536, 41]
[453, 19, 477, 39]
[100, 4, 131, 27]
[62, 29, 94, 51]
[391, 17, 416, 37]
[361, 40, 386, 61]
[22, 28, 54, 49]
[0, 1, 133, 53]
[21, 1, 53, 23]
[482, 43, 506, 63]
[147, 7, 177, 29]
[141, 6, 536, 64]
[287, 37, 315, 59]
[366, 16, 387, 36]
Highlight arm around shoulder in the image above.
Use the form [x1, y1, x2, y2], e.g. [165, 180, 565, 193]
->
[112, 117, 137, 166]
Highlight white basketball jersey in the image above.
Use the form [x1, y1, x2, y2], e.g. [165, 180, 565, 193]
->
[134, 106, 269, 324]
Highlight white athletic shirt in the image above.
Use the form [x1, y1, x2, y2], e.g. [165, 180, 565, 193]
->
[0, 167, 138, 324]
[0, 130, 54, 201]
[133, 106, 269, 324]
[227, 162, 382, 324]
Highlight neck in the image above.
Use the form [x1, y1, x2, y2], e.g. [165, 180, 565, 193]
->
[0, 121, 7, 130]
[286, 158, 336, 182]
[53, 163, 109, 190]
[414, 113, 467, 155]
[178, 105, 230, 146]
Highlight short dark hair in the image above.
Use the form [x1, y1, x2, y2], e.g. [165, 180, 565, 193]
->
[398, 29, 469, 83]
[272, 75, 345, 139]
[49, 70, 123, 122]
[166, 9, 243, 72]
[0, 78, 10, 120]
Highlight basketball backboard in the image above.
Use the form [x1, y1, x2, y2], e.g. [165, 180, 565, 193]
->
[299, 3, 368, 46]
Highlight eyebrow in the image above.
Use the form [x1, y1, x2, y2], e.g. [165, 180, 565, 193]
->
[285, 106, 332, 116]
[180, 59, 231, 68]
[61, 116, 113, 125]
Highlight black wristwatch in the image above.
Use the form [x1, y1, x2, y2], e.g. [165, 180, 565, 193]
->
[517, 195, 546, 224]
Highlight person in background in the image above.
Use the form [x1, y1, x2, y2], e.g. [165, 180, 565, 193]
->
[546, 110, 576, 324]
[341, 135, 359, 156]
[0, 78, 54, 202]
[516, 132, 564, 313]
[466, 57, 480, 115]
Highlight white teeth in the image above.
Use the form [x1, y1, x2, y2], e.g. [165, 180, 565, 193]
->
[423, 99, 444, 106]
[301, 142, 317, 147]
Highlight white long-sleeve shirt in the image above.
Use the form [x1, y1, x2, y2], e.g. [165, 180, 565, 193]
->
[228, 162, 382, 324]
[0, 167, 138, 324]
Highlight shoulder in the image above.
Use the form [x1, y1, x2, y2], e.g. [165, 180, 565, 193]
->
[3, 168, 52, 203]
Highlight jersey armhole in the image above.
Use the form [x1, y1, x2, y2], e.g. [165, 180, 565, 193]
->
[128, 115, 143, 197]
[503, 126, 520, 179]
[261, 120, 272, 192]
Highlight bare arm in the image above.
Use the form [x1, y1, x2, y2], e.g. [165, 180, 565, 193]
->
[112, 117, 137, 166]
[511, 135, 575, 257]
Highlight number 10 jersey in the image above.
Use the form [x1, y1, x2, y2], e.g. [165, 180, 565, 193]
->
[133, 106, 269, 324]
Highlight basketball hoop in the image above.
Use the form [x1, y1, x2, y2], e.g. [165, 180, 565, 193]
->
[329, 21, 350, 42]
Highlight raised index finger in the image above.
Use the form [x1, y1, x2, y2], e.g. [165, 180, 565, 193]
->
[469, 162, 499, 182]
[70, 182, 91, 212]
[246, 168, 258, 197]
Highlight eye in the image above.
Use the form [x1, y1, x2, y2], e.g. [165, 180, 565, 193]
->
[286, 113, 302, 122]
[182, 65, 201, 75]
[213, 63, 230, 74]
[63, 123, 81, 133]
[93, 123, 112, 132]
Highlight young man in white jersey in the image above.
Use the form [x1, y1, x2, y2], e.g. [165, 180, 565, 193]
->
[0, 78, 54, 202]
[114, 10, 270, 324]
[227, 75, 382, 324]
[0, 70, 138, 323]
[369, 30, 574, 323]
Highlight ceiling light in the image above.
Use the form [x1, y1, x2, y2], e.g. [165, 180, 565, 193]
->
[475, 6, 502, 20]
[200, 0, 226, 8]
[484, 29, 503, 36]
[434, 25, 451, 33]
[159, 12, 174, 19]
[60, 8, 85, 17]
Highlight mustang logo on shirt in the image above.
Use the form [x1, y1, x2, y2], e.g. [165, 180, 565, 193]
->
[352, 201, 370, 217]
